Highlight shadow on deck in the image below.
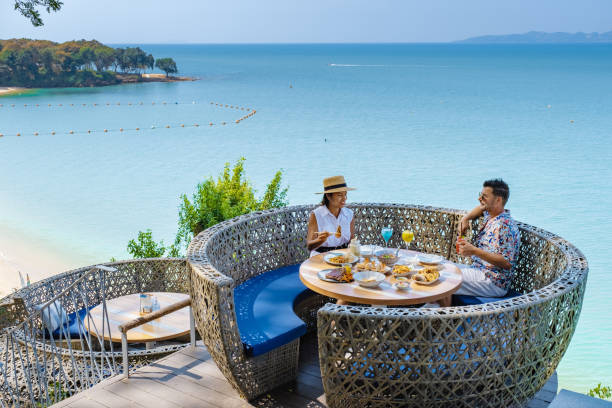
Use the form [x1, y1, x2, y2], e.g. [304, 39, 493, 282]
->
[52, 334, 558, 408]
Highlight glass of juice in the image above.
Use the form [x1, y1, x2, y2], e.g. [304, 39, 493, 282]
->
[402, 230, 414, 252]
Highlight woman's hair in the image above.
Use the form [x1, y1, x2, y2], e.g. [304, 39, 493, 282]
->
[321, 193, 330, 207]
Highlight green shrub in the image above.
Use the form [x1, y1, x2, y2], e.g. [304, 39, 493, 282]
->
[127, 158, 288, 258]
[588, 383, 612, 400]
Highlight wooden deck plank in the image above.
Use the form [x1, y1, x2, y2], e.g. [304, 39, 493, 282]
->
[53, 333, 558, 408]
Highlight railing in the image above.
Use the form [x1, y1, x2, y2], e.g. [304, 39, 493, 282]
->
[1, 265, 119, 407]
[118, 298, 195, 378]
[0, 259, 191, 407]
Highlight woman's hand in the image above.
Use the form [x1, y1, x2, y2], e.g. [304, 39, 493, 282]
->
[315, 231, 331, 244]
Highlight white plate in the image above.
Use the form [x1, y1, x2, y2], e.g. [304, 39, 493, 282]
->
[412, 274, 440, 285]
[318, 269, 351, 283]
[393, 282, 411, 291]
[416, 253, 445, 265]
[391, 263, 424, 277]
[323, 252, 358, 266]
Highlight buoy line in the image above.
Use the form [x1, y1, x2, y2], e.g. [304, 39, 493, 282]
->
[0, 101, 257, 139]
[0, 101, 255, 111]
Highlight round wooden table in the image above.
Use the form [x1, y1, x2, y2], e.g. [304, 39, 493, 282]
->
[299, 249, 463, 306]
[85, 292, 191, 344]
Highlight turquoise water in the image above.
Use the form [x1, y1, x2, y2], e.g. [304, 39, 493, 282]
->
[0, 44, 610, 392]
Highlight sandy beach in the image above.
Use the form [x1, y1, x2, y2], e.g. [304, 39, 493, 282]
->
[0, 223, 93, 298]
[0, 87, 28, 96]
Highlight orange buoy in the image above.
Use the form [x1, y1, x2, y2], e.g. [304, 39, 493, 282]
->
[104, 129, 108, 132]
[235, 120, 239, 124]
[194, 124, 199, 127]
[82, 103, 86, 106]
[16, 133, 21, 136]
[152, 102, 155, 105]
[69, 131, 74, 134]
[34, 132, 38, 136]
[51, 131, 55, 135]
[24, 104, 27, 107]
[181, 124, 185, 127]
[88, 130, 91, 133]
[209, 122, 213, 126]
[128, 103, 132, 106]
[120, 128, 124, 132]
[163, 102, 167, 105]
[136, 127, 140, 130]
[166, 125, 170, 128]
[48, 104, 51, 106]
[222, 122, 226, 125]
[0, 133, 3, 137]
[11, 104, 15, 107]
[94, 103, 97, 106]
[36, 104, 39, 107]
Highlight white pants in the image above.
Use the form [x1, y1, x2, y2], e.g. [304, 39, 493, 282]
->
[455, 266, 507, 297]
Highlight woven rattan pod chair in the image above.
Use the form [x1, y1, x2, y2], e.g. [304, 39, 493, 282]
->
[317, 205, 588, 408]
[187, 204, 587, 405]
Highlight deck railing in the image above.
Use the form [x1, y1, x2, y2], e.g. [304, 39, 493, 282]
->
[0, 258, 190, 407]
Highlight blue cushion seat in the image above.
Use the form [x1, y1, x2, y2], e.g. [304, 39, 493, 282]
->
[452, 289, 522, 306]
[50, 306, 94, 339]
[234, 264, 313, 357]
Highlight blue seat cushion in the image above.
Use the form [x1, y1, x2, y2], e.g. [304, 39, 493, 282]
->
[452, 289, 522, 306]
[50, 306, 94, 339]
[234, 264, 313, 357]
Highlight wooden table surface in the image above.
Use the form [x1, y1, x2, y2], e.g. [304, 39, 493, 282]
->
[299, 249, 463, 306]
[85, 292, 190, 343]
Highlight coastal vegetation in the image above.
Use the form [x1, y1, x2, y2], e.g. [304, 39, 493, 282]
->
[126, 158, 289, 258]
[0, 38, 179, 88]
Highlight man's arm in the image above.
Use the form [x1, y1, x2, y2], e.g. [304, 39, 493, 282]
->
[458, 205, 485, 236]
[460, 244, 512, 270]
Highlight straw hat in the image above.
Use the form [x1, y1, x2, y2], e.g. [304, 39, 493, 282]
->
[316, 175, 356, 194]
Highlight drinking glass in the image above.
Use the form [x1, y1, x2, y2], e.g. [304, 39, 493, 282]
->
[140, 293, 153, 315]
[402, 230, 414, 251]
[381, 226, 393, 247]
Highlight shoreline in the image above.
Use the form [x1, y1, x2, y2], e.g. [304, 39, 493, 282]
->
[0, 87, 29, 97]
[0, 223, 93, 298]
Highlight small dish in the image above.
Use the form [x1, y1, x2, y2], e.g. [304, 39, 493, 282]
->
[318, 269, 352, 283]
[353, 271, 385, 288]
[393, 282, 411, 291]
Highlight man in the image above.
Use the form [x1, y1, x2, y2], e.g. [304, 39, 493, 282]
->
[454, 179, 520, 298]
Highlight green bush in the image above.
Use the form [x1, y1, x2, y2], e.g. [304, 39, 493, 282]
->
[127, 158, 288, 258]
[588, 383, 612, 400]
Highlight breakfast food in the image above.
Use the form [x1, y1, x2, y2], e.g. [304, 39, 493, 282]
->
[326, 267, 353, 282]
[413, 267, 440, 283]
[356, 258, 387, 273]
[392, 264, 413, 276]
[328, 255, 350, 264]
[335, 225, 342, 238]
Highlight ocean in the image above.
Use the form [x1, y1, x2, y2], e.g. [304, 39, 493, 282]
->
[0, 43, 610, 393]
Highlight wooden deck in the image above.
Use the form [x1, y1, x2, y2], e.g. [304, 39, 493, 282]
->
[52, 334, 558, 408]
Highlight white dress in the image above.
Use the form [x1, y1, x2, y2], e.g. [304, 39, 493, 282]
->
[310, 205, 353, 257]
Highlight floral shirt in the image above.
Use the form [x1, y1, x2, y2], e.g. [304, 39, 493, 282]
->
[471, 210, 520, 291]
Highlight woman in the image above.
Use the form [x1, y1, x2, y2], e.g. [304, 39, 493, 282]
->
[307, 175, 356, 257]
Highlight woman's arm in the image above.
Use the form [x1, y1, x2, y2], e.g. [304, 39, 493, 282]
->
[307, 212, 330, 251]
[350, 217, 355, 241]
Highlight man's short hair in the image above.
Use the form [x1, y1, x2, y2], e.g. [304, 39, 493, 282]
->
[483, 179, 510, 205]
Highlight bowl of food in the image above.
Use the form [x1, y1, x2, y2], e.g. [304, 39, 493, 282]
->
[374, 248, 398, 265]
[392, 263, 423, 277]
[353, 271, 385, 288]
[393, 281, 411, 291]
[412, 268, 441, 285]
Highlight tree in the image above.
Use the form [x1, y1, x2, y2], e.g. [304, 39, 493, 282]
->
[93, 47, 115, 71]
[13, 0, 62, 26]
[127, 230, 179, 258]
[127, 159, 289, 258]
[155, 58, 178, 77]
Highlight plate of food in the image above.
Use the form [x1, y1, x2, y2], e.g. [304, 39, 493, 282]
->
[392, 263, 423, 277]
[318, 268, 353, 283]
[411, 266, 441, 285]
[355, 258, 390, 274]
[416, 253, 445, 265]
[323, 252, 358, 266]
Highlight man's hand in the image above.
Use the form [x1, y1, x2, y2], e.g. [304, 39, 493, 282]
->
[458, 217, 470, 237]
[457, 240, 477, 257]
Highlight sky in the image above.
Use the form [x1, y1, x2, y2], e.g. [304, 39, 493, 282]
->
[1, 0, 612, 43]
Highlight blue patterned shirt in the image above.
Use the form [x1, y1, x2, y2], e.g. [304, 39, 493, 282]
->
[472, 210, 520, 290]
